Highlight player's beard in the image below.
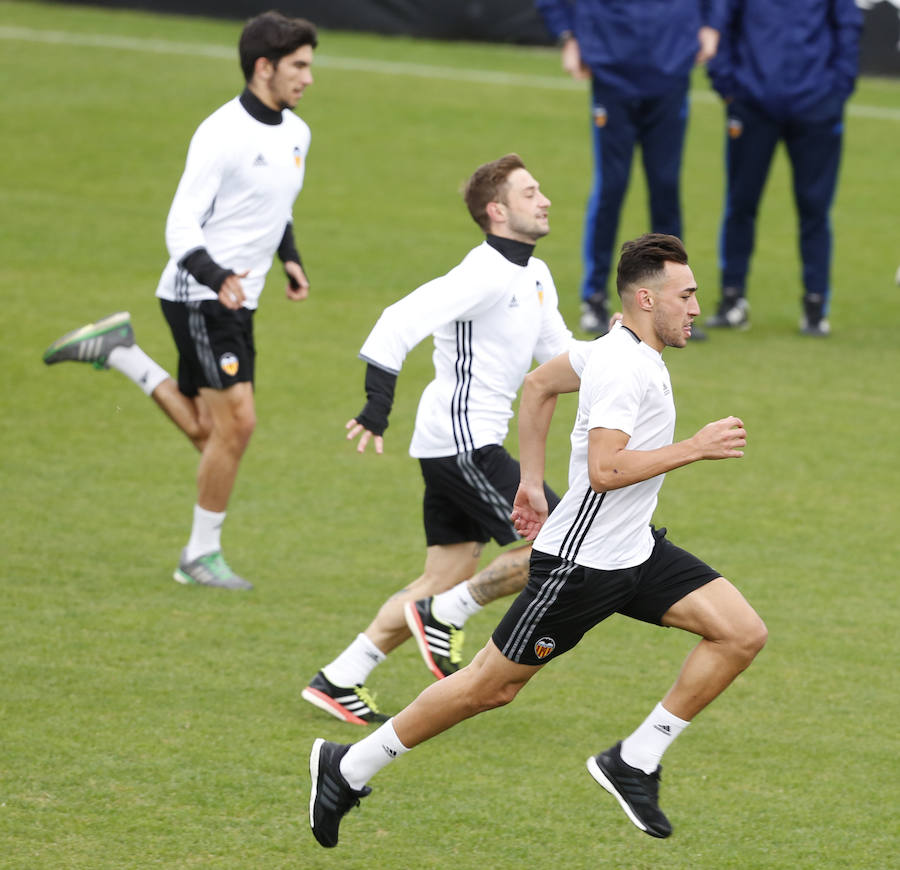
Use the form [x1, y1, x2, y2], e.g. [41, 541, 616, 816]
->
[506, 211, 550, 243]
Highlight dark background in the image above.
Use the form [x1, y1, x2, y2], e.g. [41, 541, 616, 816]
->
[59, 0, 900, 77]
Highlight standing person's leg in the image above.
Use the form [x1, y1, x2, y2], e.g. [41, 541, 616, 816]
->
[707, 100, 780, 329]
[784, 110, 845, 335]
[640, 86, 688, 241]
[581, 82, 637, 331]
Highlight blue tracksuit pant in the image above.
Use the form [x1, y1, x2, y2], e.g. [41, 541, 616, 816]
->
[719, 98, 845, 314]
[582, 80, 689, 304]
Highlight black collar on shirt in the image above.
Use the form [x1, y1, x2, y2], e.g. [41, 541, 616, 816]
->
[486, 234, 535, 267]
[620, 325, 641, 343]
[239, 88, 284, 126]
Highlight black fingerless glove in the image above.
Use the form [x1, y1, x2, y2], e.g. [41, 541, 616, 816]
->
[355, 363, 397, 436]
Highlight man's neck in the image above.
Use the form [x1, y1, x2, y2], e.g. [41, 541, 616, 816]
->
[485, 234, 535, 267]
[621, 317, 663, 352]
[240, 85, 284, 125]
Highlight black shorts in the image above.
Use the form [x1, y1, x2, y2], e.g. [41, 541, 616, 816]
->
[419, 445, 560, 547]
[492, 527, 721, 665]
[161, 299, 255, 398]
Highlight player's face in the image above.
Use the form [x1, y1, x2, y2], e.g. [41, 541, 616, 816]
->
[650, 262, 701, 348]
[266, 44, 314, 110]
[497, 168, 551, 243]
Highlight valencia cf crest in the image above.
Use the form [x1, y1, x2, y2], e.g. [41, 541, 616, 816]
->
[219, 352, 239, 376]
[293, 145, 303, 168]
[593, 106, 608, 128]
[534, 636, 556, 660]
[536, 280, 544, 305]
[727, 117, 743, 139]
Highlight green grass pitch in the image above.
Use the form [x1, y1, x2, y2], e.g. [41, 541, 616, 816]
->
[1, 2, 899, 867]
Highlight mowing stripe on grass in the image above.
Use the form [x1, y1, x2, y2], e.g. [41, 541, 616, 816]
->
[3, 24, 900, 121]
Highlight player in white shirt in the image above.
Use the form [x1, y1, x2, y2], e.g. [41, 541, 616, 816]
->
[309, 234, 767, 849]
[42, 12, 318, 590]
[302, 154, 574, 726]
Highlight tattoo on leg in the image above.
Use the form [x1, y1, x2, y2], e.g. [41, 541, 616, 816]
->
[468, 548, 530, 606]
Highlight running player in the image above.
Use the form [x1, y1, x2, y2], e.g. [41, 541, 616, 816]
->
[302, 154, 575, 723]
[42, 12, 318, 589]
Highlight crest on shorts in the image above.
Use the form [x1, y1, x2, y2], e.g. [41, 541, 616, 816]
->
[593, 106, 608, 128]
[219, 352, 239, 376]
[534, 636, 556, 660]
[728, 117, 743, 139]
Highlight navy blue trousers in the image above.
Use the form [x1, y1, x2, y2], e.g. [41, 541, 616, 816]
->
[718, 98, 845, 313]
[582, 79, 689, 303]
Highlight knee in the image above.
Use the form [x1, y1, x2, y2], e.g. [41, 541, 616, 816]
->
[457, 667, 525, 716]
[730, 614, 768, 667]
[223, 410, 256, 453]
[467, 680, 522, 714]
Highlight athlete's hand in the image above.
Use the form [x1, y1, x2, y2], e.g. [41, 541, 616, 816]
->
[511, 483, 549, 541]
[690, 416, 746, 460]
[218, 270, 250, 310]
[285, 261, 309, 301]
[345, 418, 384, 455]
[561, 36, 590, 80]
[695, 26, 720, 65]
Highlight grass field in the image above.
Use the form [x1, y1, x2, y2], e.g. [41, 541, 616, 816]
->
[2, 2, 899, 868]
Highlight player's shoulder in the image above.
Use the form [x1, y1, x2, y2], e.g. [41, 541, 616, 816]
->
[193, 97, 243, 135]
[282, 111, 311, 145]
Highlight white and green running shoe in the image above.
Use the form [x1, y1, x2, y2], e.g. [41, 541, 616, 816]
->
[42, 311, 134, 369]
[174, 549, 253, 591]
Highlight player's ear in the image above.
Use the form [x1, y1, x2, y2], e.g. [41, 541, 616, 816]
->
[253, 55, 275, 83]
[485, 200, 505, 225]
[636, 287, 654, 311]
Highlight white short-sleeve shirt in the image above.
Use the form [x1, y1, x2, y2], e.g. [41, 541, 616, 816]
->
[534, 325, 676, 569]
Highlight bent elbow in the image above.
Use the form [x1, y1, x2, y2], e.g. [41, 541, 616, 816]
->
[589, 469, 615, 493]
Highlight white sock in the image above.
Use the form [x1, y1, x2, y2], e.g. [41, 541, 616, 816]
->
[340, 719, 409, 791]
[620, 702, 690, 774]
[322, 633, 386, 687]
[107, 344, 170, 397]
[185, 505, 226, 561]
[431, 581, 482, 627]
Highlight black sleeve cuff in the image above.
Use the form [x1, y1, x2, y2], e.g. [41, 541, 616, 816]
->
[355, 363, 397, 436]
[180, 247, 233, 293]
[277, 223, 302, 267]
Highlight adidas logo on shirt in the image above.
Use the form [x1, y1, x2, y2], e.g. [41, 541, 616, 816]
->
[508, 294, 519, 308]
[253, 153, 268, 167]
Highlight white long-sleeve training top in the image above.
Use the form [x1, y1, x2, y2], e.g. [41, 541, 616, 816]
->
[359, 240, 573, 458]
[155, 95, 310, 309]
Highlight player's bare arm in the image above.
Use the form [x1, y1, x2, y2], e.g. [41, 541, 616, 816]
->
[512, 350, 583, 538]
[588, 416, 746, 493]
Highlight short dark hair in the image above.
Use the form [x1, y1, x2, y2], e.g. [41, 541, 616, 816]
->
[616, 233, 689, 298]
[239, 11, 318, 82]
[463, 153, 527, 232]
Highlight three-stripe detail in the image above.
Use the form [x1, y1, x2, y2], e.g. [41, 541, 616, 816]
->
[502, 487, 605, 661]
[451, 321, 474, 452]
[455, 451, 518, 540]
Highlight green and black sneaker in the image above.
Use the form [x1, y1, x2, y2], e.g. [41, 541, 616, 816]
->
[42, 311, 134, 369]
